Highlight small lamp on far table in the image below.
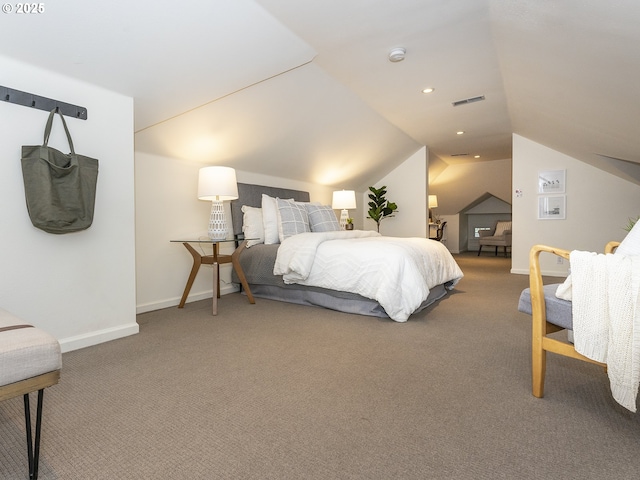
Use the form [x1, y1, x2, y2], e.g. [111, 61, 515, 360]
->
[332, 190, 357, 230]
[428, 194, 438, 223]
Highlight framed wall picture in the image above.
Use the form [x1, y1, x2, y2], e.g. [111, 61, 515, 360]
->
[538, 170, 566, 194]
[538, 195, 566, 220]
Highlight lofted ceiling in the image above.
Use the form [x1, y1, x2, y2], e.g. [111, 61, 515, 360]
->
[1, 0, 639, 189]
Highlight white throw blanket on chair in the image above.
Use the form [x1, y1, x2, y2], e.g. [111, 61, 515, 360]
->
[568, 250, 640, 412]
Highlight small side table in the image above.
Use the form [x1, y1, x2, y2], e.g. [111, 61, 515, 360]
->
[171, 239, 255, 315]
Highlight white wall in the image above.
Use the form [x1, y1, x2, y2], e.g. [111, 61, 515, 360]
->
[362, 147, 428, 237]
[512, 134, 640, 276]
[429, 158, 512, 216]
[134, 152, 337, 313]
[438, 214, 460, 253]
[0, 55, 137, 352]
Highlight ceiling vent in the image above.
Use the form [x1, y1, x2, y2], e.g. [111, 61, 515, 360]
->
[452, 95, 485, 107]
[451, 153, 469, 157]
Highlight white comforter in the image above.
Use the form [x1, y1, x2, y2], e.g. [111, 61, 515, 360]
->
[273, 231, 463, 322]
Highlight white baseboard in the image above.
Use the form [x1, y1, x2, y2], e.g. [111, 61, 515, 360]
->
[59, 323, 140, 353]
[511, 268, 567, 277]
[135, 283, 239, 315]
[510, 268, 528, 275]
[59, 285, 241, 353]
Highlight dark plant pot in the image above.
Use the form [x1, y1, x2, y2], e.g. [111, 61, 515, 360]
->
[345, 224, 354, 230]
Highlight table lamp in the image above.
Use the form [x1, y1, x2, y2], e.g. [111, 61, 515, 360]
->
[332, 190, 357, 229]
[428, 194, 438, 222]
[198, 166, 238, 240]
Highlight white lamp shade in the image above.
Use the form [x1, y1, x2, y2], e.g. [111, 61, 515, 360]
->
[428, 195, 438, 208]
[332, 190, 357, 209]
[198, 166, 238, 201]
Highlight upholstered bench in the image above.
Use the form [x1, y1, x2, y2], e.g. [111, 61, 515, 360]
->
[0, 308, 61, 480]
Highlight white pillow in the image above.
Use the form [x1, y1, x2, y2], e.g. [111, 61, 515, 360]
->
[276, 198, 310, 241]
[241, 205, 264, 247]
[306, 204, 340, 232]
[261, 194, 281, 244]
[615, 220, 640, 257]
[494, 221, 512, 236]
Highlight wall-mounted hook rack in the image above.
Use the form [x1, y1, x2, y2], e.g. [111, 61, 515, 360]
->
[0, 85, 88, 120]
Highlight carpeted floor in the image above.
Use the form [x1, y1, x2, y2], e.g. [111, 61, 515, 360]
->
[1, 253, 639, 479]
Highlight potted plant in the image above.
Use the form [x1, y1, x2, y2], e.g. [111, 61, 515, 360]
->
[625, 216, 639, 232]
[367, 185, 398, 232]
[345, 218, 354, 230]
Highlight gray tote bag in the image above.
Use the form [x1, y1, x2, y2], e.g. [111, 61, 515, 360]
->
[21, 109, 98, 234]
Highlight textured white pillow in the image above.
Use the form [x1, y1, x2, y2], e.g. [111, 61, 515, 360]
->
[276, 198, 310, 241]
[494, 221, 512, 236]
[261, 194, 281, 244]
[241, 205, 264, 247]
[306, 204, 340, 232]
[615, 220, 640, 257]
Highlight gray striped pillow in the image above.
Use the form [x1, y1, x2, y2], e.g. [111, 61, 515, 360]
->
[306, 204, 340, 232]
[276, 198, 310, 241]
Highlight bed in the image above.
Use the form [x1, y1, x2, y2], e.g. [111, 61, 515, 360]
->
[230, 183, 463, 322]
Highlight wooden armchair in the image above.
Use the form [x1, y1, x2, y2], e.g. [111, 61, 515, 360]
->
[478, 220, 512, 257]
[518, 242, 619, 398]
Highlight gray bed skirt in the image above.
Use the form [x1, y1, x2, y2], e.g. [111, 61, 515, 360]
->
[236, 278, 448, 320]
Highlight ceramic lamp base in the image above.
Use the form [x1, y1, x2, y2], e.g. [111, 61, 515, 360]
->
[207, 200, 228, 240]
[339, 209, 349, 229]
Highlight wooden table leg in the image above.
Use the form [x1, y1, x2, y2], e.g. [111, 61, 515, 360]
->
[178, 243, 203, 308]
[176, 240, 245, 315]
[212, 261, 218, 315]
[232, 240, 255, 304]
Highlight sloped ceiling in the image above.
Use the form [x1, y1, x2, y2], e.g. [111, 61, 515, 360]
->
[490, 0, 640, 184]
[1, 0, 639, 188]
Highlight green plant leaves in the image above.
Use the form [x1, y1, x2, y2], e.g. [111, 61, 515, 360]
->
[367, 185, 397, 232]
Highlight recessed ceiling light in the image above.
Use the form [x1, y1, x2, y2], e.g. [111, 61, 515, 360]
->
[456, 131, 465, 135]
[422, 87, 435, 94]
[474, 155, 481, 158]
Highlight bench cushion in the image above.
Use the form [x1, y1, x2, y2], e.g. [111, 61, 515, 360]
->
[0, 309, 62, 387]
[518, 283, 573, 330]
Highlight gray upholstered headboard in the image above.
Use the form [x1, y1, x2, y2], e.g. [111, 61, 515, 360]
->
[230, 183, 310, 236]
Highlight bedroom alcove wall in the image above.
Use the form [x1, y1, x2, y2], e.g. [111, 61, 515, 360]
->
[134, 152, 341, 313]
[0, 54, 138, 352]
[134, 146, 428, 313]
[464, 195, 512, 252]
[363, 147, 428, 237]
[429, 158, 513, 254]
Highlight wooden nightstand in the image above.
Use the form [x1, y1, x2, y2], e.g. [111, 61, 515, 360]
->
[171, 239, 255, 315]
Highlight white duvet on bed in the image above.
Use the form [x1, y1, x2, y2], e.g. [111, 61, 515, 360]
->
[273, 231, 463, 322]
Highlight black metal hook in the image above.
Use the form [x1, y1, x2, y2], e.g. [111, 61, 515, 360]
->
[0, 85, 87, 120]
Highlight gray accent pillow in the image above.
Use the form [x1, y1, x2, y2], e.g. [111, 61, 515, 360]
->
[276, 198, 310, 241]
[306, 204, 340, 232]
